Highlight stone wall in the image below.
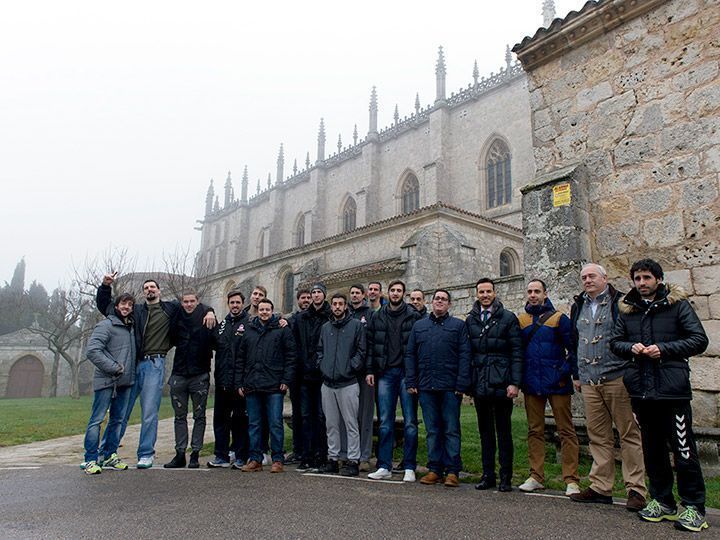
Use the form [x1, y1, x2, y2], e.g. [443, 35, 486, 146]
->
[514, 0, 719, 425]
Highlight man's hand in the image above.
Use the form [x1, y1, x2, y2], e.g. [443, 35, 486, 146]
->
[643, 344, 661, 359]
[572, 380, 582, 393]
[102, 271, 117, 286]
[203, 311, 217, 329]
[407, 387, 418, 395]
[238, 388, 245, 397]
[365, 374, 375, 387]
[454, 391, 463, 397]
[279, 318, 288, 328]
[507, 384, 519, 398]
[631, 342, 646, 355]
[280, 384, 288, 392]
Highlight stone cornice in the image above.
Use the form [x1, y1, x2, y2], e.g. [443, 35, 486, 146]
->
[512, 0, 669, 72]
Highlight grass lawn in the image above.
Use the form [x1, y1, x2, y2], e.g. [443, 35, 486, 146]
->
[0, 395, 213, 447]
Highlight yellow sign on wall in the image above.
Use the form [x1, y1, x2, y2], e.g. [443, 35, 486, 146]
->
[553, 183, 571, 207]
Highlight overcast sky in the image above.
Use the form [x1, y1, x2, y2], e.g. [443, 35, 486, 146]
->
[1, 0, 583, 290]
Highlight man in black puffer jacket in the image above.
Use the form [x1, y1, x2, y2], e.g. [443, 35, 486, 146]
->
[236, 299, 296, 473]
[366, 280, 422, 482]
[293, 283, 333, 470]
[465, 278, 522, 493]
[611, 259, 709, 532]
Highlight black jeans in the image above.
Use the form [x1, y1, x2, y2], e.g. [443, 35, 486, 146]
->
[289, 380, 303, 455]
[213, 385, 249, 462]
[169, 372, 210, 453]
[632, 399, 706, 513]
[474, 396, 514, 480]
[300, 380, 327, 463]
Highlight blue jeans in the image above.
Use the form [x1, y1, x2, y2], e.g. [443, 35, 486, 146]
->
[116, 355, 165, 459]
[376, 367, 418, 471]
[418, 390, 462, 475]
[246, 392, 285, 463]
[84, 385, 133, 462]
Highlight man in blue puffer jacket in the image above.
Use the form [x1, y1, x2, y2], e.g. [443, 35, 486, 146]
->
[517, 279, 580, 496]
[405, 289, 471, 488]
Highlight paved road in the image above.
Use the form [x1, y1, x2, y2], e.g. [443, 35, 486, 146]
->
[1, 465, 716, 539]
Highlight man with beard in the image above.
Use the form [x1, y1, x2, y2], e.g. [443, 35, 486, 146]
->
[367, 280, 421, 482]
[611, 259, 709, 532]
[367, 281, 384, 312]
[465, 278, 522, 492]
[293, 283, 333, 470]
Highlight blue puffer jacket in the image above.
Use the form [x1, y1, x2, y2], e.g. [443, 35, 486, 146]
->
[518, 299, 577, 396]
[404, 312, 472, 393]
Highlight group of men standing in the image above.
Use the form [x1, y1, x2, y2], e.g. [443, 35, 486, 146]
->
[82, 257, 710, 533]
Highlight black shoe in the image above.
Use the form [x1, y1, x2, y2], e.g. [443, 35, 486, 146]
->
[498, 477, 512, 492]
[321, 460, 339, 474]
[297, 461, 312, 471]
[475, 475, 497, 490]
[340, 461, 359, 477]
[163, 452, 186, 469]
[188, 451, 199, 469]
[285, 452, 301, 465]
[391, 464, 404, 474]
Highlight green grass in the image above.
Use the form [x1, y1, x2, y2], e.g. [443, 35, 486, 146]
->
[0, 395, 212, 447]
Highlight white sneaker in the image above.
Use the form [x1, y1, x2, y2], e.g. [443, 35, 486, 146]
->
[518, 477, 544, 492]
[229, 451, 236, 464]
[403, 469, 416, 483]
[368, 467, 392, 480]
[262, 453, 272, 466]
[565, 482, 581, 496]
[137, 456, 154, 469]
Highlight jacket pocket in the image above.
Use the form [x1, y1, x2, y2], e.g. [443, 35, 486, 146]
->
[487, 360, 509, 388]
[657, 363, 691, 397]
[622, 364, 642, 396]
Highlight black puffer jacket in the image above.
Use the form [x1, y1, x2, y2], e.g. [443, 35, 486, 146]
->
[465, 300, 523, 398]
[235, 315, 296, 393]
[610, 283, 708, 400]
[366, 302, 421, 375]
[212, 311, 249, 388]
[317, 313, 366, 389]
[293, 302, 332, 382]
[170, 306, 213, 376]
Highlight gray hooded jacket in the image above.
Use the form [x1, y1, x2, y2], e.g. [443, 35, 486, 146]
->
[86, 313, 136, 391]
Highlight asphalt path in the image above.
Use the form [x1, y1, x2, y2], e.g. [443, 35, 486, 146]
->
[1, 465, 716, 539]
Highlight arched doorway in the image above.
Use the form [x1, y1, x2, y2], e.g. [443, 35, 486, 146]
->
[6, 355, 45, 398]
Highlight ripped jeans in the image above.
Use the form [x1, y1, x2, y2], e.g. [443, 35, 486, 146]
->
[169, 372, 210, 453]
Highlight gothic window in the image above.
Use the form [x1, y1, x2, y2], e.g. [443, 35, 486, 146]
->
[486, 139, 512, 208]
[257, 230, 266, 258]
[401, 174, 420, 214]
[295, 216, 305, 247]
[499, 248, 518, 277]
[342, 197, 356, 233]
[281, 271, 294, 314]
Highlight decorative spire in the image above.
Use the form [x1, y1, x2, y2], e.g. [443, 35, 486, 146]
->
[256, 178, 261, 195]
[224, 170, 233, 207]
[241, 165, 248, 203]
[368, 86, 378, 136]
[542, 0, 556, 28]
[353, 124, 358, 145]
[473, 60, 479, 86]
[267, 172, 271, 189]
[317, 118, 326, 162]
[505, 45, 513, 75]
[337, 134, 342, 153]
[305, 151, 311, 169]
[293, 158, 298, 175]
[415, 93, 421, 115]
[435, 46, 446, 104]
[394, 104, 399, 124]
[213, 195, 219, 212]
[205, 178, 214, 216]
[276, 143, 284, 184]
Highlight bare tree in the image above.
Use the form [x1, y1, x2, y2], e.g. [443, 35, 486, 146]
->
[159, 243, 213, 301]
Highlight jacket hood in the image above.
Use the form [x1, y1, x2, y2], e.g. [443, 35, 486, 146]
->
[109, 312, 133, 327]
[619, 283, 686, 314]
[331, 311, 353, 327]
[250, 314, 280, 330]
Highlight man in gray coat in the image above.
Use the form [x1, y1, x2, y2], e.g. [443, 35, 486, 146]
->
[317, 293, 366, 477]
[82, 293, 137, 475]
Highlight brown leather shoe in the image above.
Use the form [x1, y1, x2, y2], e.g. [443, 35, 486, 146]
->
[569, 487, 613, 504]
[419, 471, 444, 485]
[270, 461, 284, 473]
[444, 473, 460, 487]
[240, 460, 263, 472]
[626, 489, 647, 512]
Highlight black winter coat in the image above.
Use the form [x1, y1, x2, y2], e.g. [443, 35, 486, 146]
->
[610, 283, 709, 400]
[293, 302, 332, 382]
[235, 316, 296, 393]
[170, 307, 213, 376]
[212, 311, 249, 388]
[465, 300, 523, 398]
[366, 302, 421, 375]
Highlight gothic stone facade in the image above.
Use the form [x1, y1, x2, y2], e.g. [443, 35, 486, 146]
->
[514, 0, 719, 427]
[197, 55, 533, 316]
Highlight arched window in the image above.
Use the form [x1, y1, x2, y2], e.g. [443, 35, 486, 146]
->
[295, 215, 305, 247]
[257, 230, 266, 258]
[342, 197, 356, 233]
[499, 248, 519, 277]
[281, 270, 294, 314]
[401, 174, 420, 214]
[486, 139, 512, 208]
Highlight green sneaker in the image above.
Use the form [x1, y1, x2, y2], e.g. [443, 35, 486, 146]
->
[675, 506, 709, 532]
[638, 499, 678, 522]
[84, 461, 102, 475]
[102, 453, 129, 471]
